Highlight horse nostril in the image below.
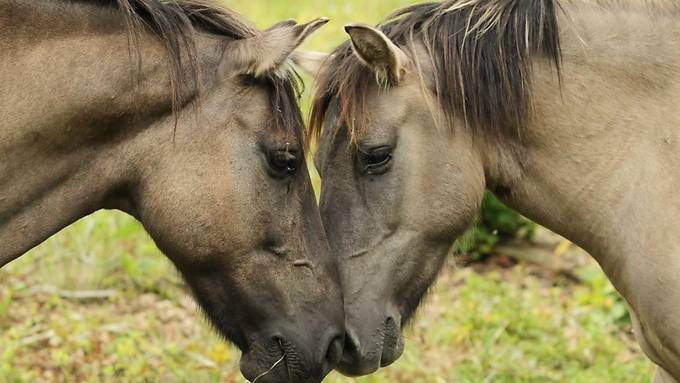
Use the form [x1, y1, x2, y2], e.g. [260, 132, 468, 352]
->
[270, 335, 287, 357]
[385, 317, 397, 333]
[325, 336, 344, 366]
[383, 317, 399, 349]
[343, 331, 359, 356]
[320, 332, 344, 377]
[381, 317, 404, 368]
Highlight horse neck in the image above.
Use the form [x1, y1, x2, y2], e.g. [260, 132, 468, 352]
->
[0, 0, 214, 266]
[485, 4, 680, 274]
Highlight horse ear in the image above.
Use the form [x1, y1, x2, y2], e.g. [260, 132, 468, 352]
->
[291, 51, 330, 78]
[345, 24, 408, 83]
[225, 17, 329, 77]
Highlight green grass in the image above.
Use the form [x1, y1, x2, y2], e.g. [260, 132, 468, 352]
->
[0, 1, 657, 382]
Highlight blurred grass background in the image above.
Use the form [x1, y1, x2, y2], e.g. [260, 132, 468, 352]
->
[0, 0, 656, 382]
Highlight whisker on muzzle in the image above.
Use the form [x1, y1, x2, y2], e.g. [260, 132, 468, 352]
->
[251, 351, 286, 383]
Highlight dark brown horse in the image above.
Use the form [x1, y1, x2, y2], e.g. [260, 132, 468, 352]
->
[300, 0, 680, 381]
[0, 1, 343, 382]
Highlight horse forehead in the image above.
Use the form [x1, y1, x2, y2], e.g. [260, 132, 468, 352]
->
[370, 76, 422, 114]
[209, 82, 273, 122]
[319, 96, 406, 151]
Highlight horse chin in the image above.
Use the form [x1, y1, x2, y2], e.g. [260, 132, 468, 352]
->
[239, 339, 288, 383]
[336, 359, 381, 377]
[240, 358, 289, 383]
[335, 334, 404, 377]
[240, 335, 331, 383]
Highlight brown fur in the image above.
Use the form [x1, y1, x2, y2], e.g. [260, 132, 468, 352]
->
[0, 1, 340, 382]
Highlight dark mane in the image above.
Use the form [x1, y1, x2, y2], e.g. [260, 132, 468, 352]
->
[310, 0, 563, 142]
[96, 0, 304, 140]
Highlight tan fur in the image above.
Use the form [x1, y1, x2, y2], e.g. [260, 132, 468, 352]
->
[500, 4, 680, 378]
[312, 0, 680, 379]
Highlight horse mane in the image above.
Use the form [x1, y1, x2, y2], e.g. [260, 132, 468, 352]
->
[310, 0, 563, 142]
[94, 0, 304, 141]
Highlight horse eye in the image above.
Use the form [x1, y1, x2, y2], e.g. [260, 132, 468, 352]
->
[360, 146, 393, 175]
[268, 150, 299, 177]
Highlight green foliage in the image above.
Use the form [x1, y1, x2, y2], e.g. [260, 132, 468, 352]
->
[327, 268, 652, 383]
[576, 265, 631, 325]
[458, 194, 535, 258]
[479, 194, 533, 238]
[0, 289, 12, 320]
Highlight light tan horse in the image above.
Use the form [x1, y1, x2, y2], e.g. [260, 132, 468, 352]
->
[1, 1, 344, 382]
[299, 0, 680, 380]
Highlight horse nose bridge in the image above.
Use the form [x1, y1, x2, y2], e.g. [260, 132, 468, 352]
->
[297, 203, 330, 251]
[294, 219, 339, 283]
[318, 183, 358, 228]
[317, 181, 337, 213]
[345, 298, 387, 331]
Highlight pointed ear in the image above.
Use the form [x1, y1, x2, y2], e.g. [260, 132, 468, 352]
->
[345, 24, 408, 83]
[225, 17, 329, 77]
[266, 19, 297, 31]
[291, 51, 330, 78]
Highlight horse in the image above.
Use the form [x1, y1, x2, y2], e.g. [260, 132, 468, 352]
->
[0, 1, 344, 382]
[297, 0, 680, 380]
